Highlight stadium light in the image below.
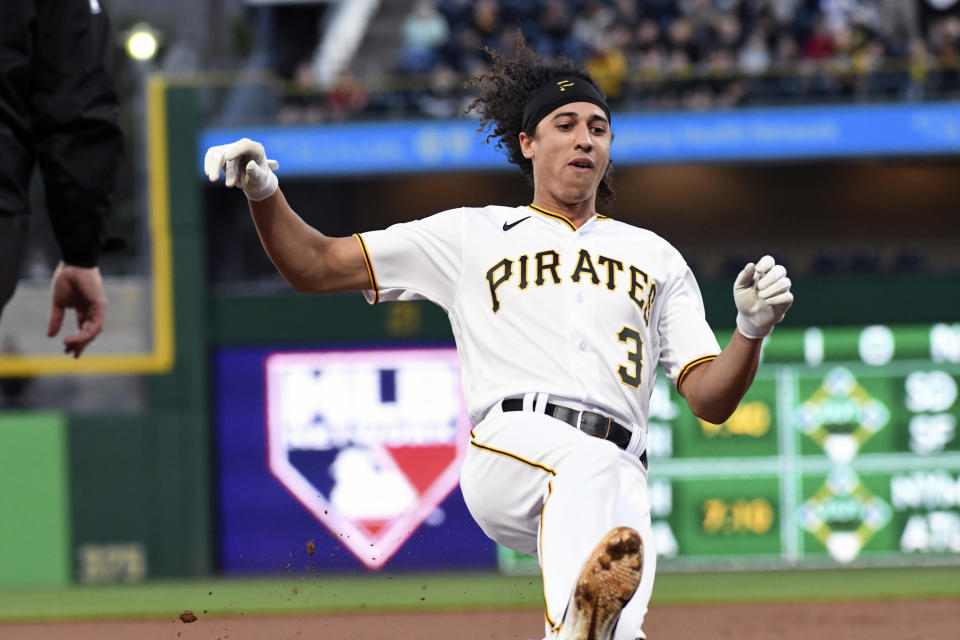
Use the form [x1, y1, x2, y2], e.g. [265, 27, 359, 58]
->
[125, 24, 159, 61]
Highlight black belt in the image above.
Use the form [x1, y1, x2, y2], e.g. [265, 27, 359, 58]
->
[501, 399, 648, 471]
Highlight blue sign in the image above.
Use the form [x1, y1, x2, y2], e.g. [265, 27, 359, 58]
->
[200, 102, 960, 177]
[611, 103, 960, 163]
[202, 120, 508, 177]
[214, 345, 496, 574]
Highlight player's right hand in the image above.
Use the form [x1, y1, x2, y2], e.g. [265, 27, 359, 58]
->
[47, 262, 108, 359]
[733, 255, 793, 340]
[204, 138, 280, 201]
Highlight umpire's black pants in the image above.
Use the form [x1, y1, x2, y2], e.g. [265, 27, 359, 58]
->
[0, 0, 123, 318]
[0, 217, 29, 316]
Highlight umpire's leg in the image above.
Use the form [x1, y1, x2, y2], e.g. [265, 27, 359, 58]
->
[0, 215, 30, 320]
[0, 0, 36, 320]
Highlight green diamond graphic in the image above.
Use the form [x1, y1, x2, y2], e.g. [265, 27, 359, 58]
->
[795, 367, 890, 463]
[799, 467, 892, 563]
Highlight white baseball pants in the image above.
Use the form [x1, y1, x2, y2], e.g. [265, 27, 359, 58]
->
[460, 397, 656, 640]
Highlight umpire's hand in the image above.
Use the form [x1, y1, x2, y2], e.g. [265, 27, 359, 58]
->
[204, 138, 280, 201]
[47, 262, 107, 358]
[733, 255, 793, 339]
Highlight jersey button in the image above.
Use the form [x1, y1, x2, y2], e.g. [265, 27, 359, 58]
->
[576, 291, 584, 303]
[578, 341, 587, 351]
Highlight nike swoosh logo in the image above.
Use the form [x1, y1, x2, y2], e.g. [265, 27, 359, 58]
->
[502, 216, 531, 231]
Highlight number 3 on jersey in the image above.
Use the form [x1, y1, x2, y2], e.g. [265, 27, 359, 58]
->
[617, 326, 643, 388]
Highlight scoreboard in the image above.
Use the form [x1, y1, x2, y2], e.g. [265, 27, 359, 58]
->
[499, 322, 960, 571]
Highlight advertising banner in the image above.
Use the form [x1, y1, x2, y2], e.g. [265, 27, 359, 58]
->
[214, 346, 495, 573]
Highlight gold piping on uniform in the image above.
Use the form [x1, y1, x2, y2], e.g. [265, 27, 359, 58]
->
[468, 436, 557, 476]
[527, 204, 579, 232]
[541, 480, 560, 631]
[354, 233, 379, 304]
[676, 354, 718, 390]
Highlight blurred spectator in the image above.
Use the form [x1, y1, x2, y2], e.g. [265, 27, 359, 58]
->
[471, 0, 501, 44]
[416, 64, 463, 119]
[326, 70, 369, 121]
[739, 29, 773, 75]
[668, 48, 695, 79]
[586, 27, 630, 100]
[770, 0, 803, 26]
[399, 1, 450, 74]
[612, 0, 642, 28]
[877, 0, 921, 46]
[573, 0, 616, 54]
[536, 0, 576, 58]
[679, 0, 719, 36]
[820, 0, 880, 37]
[668, 16, 701, 62]
[852, 36, 884, 75]
[635, 18, 662, 55]
[775, 31, 802, 66]
[803, 14, 835, 59]
[930, 14, 960, 64]
[906, 36, 935, 98]
[716, 12, 745, 52]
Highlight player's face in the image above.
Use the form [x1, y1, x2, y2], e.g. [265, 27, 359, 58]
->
[520, 102, 611, 207]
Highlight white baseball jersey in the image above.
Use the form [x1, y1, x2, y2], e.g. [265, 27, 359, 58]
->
[355, 204, 720, 456]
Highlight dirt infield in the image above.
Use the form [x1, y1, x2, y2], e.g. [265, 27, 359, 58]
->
[1, 599, 957, 639]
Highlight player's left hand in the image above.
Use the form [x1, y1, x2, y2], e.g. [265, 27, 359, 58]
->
[46, 262, 108, 358]
[733, 255, 793, 340]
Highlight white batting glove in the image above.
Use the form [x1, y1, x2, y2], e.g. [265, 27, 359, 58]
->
[203, 138, 280, 201]
[733, 255, 794, 339]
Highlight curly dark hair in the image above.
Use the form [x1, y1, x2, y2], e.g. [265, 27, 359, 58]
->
[467, 40, 614, 205]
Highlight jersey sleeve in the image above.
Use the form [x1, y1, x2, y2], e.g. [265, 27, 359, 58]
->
[355, 208, 464, 311]
[656, 260, 721, 390]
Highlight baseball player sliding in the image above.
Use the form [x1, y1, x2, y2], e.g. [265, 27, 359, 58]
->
[206, 42, 793, 640]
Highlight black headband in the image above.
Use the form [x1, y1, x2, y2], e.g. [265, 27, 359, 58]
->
[521, 77, 611, 133]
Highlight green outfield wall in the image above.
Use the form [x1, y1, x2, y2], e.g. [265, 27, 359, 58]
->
[0, 412, 70, 587]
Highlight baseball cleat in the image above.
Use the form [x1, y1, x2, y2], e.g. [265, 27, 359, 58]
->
[560, 526, 643, 640]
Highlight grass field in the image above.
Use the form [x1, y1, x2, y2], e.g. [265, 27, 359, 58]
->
[1, 565, 958, 622]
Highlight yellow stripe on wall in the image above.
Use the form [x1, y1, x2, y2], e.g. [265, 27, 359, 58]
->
[146, 74, 176, 373]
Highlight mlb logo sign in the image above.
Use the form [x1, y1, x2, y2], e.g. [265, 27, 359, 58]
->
[265, 348, 471, 569]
